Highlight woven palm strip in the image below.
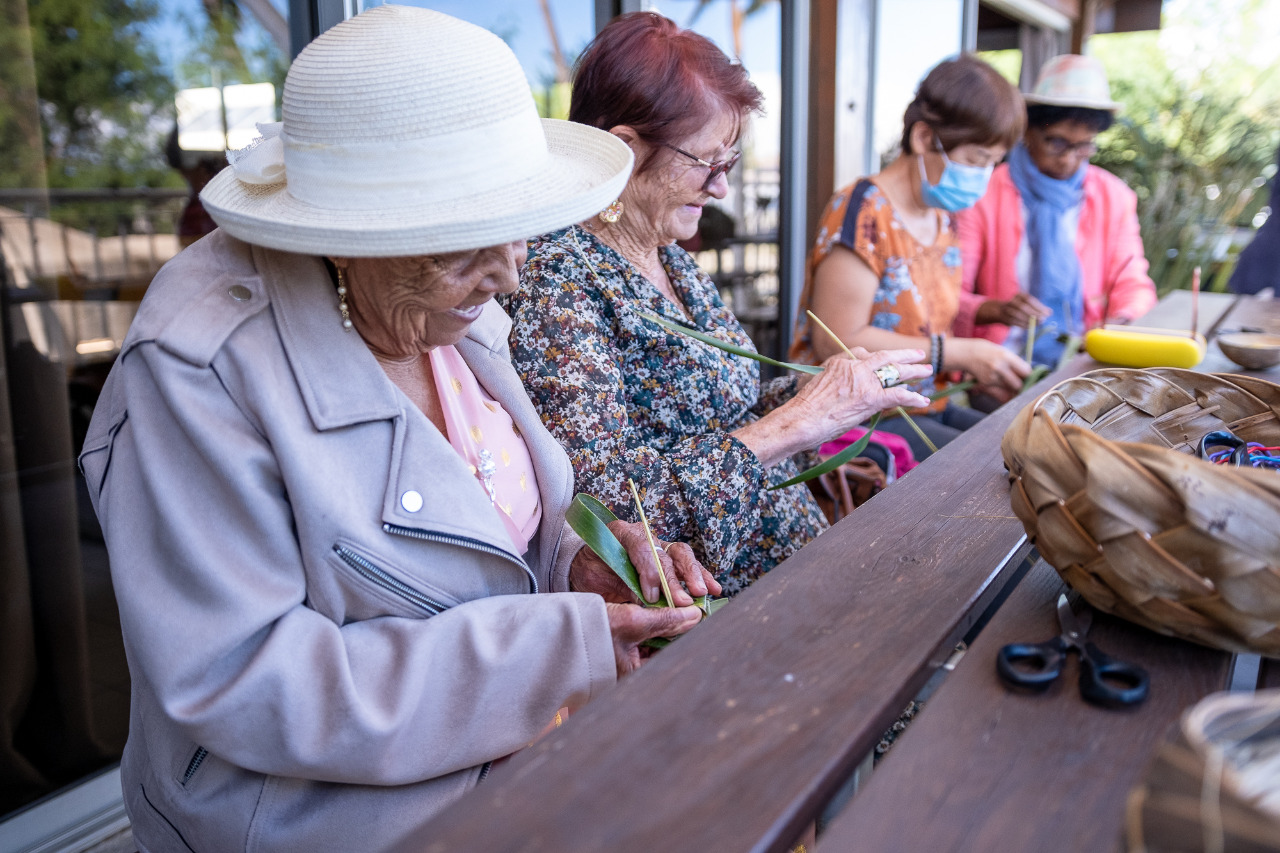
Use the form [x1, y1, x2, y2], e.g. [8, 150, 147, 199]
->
[1002, 368, 1280, 655]
[1126, 689, 1280, 853]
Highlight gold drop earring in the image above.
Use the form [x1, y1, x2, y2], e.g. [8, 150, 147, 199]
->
[598, 199, 623, 224]
[336, 266, 353, 331]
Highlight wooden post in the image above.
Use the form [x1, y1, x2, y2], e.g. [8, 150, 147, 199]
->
[806, 0, 838, 251]
[1070, 0, 1098, 53]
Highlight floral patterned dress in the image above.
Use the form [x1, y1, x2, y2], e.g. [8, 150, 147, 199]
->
[790, 178, 964, 415]
[503, 225, 827, 594]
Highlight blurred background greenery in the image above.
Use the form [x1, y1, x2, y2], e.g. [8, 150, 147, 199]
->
[984, 0, 1280, 295]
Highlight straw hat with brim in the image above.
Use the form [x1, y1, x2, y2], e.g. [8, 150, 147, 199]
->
[1023, 54, 1122, 112]
[201, 5, 633, 257]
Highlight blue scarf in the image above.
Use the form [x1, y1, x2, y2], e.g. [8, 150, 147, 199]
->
[1008, 142, 1085, 366]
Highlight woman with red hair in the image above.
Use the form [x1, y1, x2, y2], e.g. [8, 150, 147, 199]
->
[503, 13, 931, 594]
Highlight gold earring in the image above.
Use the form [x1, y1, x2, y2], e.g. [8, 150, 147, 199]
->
[598, 200, 623, 224]
[336, 267, 353, 331]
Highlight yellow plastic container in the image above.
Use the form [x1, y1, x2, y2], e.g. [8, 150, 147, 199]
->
[1084, 326, 1207, 369]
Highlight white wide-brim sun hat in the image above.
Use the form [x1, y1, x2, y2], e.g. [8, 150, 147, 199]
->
[201, 5, 633, 257]
[1022, 54, 1122, 112]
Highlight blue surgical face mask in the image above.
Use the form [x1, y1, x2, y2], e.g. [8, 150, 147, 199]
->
[917, 147, 993, 212]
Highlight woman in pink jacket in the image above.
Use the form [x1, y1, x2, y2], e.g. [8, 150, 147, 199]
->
[956, 54, 1157, 405]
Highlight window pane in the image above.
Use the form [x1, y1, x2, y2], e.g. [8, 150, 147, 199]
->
[0, 0, 288, 821]
[356, 0, 596, 118]
[635, 0, 784, 356]
[872, 0, 965, 167]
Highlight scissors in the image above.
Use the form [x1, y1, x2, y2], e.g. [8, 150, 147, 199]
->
[996, 594, 1149, 708]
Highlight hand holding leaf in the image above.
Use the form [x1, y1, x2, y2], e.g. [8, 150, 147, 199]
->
[566, 494, 721, 607]
[567, 493, 726, 653]
[606, 603, 701, 676]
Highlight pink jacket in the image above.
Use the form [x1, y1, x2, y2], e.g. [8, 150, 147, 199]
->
[954, 163, 1157, 343]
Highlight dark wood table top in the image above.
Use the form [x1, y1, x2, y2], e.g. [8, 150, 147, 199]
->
[406, 290, 1276, 853]
[412, 374, 1042, 853]
[820, 560, 1233, 853]
[822, 289, 1280, 852]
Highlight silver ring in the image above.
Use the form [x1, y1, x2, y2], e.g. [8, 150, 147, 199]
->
[874, 364, 902, 389]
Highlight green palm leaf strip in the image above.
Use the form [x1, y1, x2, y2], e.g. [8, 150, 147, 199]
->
[1057, 335, 1082, 369]
[628, 478, 675, 608]
[564, 493, 721, 619]
[1020, 365, 1050, 392]
[638, 312, 823, 375]
[931, 379, 974, 400]
[565, 494, 645, 601]
[641, 310, 963, 403]
[639, 312, 973, 486]
[1020, 334, 1082, 393]
[767, 413, 882, 490]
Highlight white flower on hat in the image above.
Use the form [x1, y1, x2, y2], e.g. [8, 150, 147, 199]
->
[227, 122, 285, 185]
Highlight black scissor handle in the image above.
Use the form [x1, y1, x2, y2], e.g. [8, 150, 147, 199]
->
[1078, 642, 1149, 707]
[996, 639, 1064, 689]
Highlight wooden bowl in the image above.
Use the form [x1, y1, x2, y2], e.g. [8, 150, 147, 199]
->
[1217, 332, 1280, 370]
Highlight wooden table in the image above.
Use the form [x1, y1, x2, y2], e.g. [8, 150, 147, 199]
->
[406, 290, 1278, 853]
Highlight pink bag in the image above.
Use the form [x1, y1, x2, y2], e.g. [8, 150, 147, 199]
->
[821, 426, 918, 477]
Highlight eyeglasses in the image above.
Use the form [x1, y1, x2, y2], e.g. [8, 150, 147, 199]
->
[662, 144, 741, 190]
[1037, 132, 1098, 158]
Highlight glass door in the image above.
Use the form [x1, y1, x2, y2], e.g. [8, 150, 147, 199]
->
[0, 0, 289, 827]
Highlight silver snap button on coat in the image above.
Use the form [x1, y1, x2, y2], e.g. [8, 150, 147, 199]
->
[228, 285, 252, 301]
[400, 490, 423, 513]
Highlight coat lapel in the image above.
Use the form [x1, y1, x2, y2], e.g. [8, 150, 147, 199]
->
[254, 247, 548, 574]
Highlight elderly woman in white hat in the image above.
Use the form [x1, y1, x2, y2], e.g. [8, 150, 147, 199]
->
[78, 7, 716, 851]
[955, 53, 1158, 402]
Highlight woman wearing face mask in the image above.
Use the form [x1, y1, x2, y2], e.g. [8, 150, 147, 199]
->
[791, 54, 1032, 459]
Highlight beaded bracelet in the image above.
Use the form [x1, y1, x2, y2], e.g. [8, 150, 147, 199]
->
[931, 333, 945, 378]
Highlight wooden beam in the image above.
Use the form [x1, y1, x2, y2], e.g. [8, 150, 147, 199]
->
[806, 0, 838, 251]
[1070, 0, 1098, 53]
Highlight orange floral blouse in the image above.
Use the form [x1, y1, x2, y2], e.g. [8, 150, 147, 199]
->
[791, 178, 964, 415]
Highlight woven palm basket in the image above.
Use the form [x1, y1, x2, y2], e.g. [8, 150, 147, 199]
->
[1126, 689, 1280, 852]
[1001, 368, 1280, 655]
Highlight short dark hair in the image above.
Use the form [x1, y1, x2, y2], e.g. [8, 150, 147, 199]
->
[569, 12, 764, 173]
[900, 54, 1025, 155]
[1026, 104, 1115, 134]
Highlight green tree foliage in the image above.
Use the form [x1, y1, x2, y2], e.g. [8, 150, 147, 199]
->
[178, 1, 287, 104]
[0, 0, 48, 188]
[1091, 0, 1280, 293]
[27, 0, 177, 192]
[6, 0, 290, 233]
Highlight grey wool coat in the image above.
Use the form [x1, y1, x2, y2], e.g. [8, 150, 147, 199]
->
[80, 230, 615, 852]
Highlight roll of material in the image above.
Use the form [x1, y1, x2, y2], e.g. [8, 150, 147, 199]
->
[1084, 326, 1206, 368]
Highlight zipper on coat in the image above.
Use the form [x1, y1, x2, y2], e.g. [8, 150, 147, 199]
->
[182, 746, 208, 786]
[477, 761, 493, 784]
[383, 524, 537, 593]
[333, 545, 450, 615]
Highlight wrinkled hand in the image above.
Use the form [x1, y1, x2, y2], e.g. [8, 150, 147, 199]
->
[788, 348, 932, 446]
[570, 520, 722, 606]
[977, 293, 1051, 329]
[951, 337, 1031, 392]
[607, 603, 702, 676]
[794, 345, 874, 391]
